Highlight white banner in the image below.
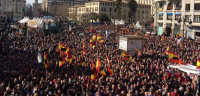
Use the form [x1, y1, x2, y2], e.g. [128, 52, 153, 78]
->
[169, 64, 200, 75]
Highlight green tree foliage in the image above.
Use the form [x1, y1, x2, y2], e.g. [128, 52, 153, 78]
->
[128, 0, 137, 23]
[116, 0, 122, 20]
[99, 13, 110, 24]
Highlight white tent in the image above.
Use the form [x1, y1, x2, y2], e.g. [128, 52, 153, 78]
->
[111, 19, 125, 25]
[134, 21, 142, 29]
[18, 17, 29, 24]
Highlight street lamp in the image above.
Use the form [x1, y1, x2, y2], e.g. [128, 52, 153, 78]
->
[177, 16, 192, 61]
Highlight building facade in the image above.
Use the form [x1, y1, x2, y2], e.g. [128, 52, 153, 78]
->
[68, 0, 151, 25]
[0, 0, 26, 21]
[136, 0, 154, 15]
[33, 0, 42, 17]
[154, 0, 200, 39]
[42, 0, 91, 13]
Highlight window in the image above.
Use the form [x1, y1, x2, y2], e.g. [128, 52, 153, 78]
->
[102, 7, 104, 11]
[194, 3, 200, 10]
[175, 15, 181, 20]
[110, 8, 112, 12]
[167, 15, 172, 20]
[104, 7, 106, 11]
[185, 4, 190, 10]
[185, 15, 190, 22]
[159, 15, 163, 20]
[142, 10, 144, 14]
[95, 7, 98, 11]
[194, 15, 200, 23]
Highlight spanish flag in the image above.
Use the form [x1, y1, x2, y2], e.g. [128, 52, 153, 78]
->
[100, 70, 106, 76]
[91, 73, 97, 81]
[97, 35, 104, 43]
[121, 52, 132, 60]
[106, 55, 110, 64]
[91, 61, 95, 70]
[58, 43, 65, 50]
[161, 35, 164, 41]
[168, 52, 182, 64]
[197, 59, 200, 69]
[65, 46, 76, 64]
[91, 61, 97, 80]
[165, 46, 169, 55]
[59, 50, 65, 67]
[80, 55, 86, 66]
[176, 33, 181, 38]
[108, 65, 113, 76]
[44, 52, 49, 69]
[135, 48, 141, 56]
[83, 40, 86, 55]
[89, 39, 96, 48]
[96, 58, 101, 73]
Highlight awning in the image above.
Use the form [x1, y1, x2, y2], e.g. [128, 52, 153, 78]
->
[175, 13, 181, 15]
[158, 13, 163, 15]
[167, 13, 173, 15]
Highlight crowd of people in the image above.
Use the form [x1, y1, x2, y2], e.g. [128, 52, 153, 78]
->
[0, 24, 199, 96]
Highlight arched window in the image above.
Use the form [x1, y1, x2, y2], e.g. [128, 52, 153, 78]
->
[167, 3, 173, 10]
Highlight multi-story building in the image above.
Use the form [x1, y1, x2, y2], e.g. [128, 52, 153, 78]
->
[33, 0, 42, 17]
[68, 0, 151, 25]
[0, 0, 26, 21]
[154, 0, 200, 39]
[42, 0, 91, 13]
[136, 0, 154, 15]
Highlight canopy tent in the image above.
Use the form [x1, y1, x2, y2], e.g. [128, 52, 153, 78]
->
[43, 16, 57, 21]
[18, 17, 29, 24]
[134, 21, 142, 29]
[169, 64, 200, 75]
[111, 19, 125, 25]
[27, 18, 44, 28]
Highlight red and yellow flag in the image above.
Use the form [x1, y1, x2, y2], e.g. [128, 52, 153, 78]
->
[44, 52, 49, 69]
[89, 39, 96, 48]
[97, 35, 104, 43]
[165, 46, 169, 55]
[65, 46, 76, 64]
[91, 60, 97, 81]
[100, 70, 106, 76]
[106, 55, 113, 76]
[80, 55, 86, 66]
[161, 35, 164, 41]
[197, 59, 200, 69]
[59, 50, 65, 67]
[96, 58, 101, 73]
[168, 52, 182, 65]
[135, 48, 141, 56]
[122, 52, 132, 60]
[176, 33, 181, 38]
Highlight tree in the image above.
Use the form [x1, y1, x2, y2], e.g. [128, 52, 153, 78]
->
[50, 4, 69, 21]
[116, 0, 122, 20]
[88, 12, 98, 23]
[99, 13, 110, 25]
[128, 0, 137, 24]
[80, 13, 90, 24]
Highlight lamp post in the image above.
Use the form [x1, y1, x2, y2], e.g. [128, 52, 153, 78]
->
[177, 16, 192, 61]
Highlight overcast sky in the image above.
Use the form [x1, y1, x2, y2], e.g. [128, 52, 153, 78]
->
[26, 0, 42, 4]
